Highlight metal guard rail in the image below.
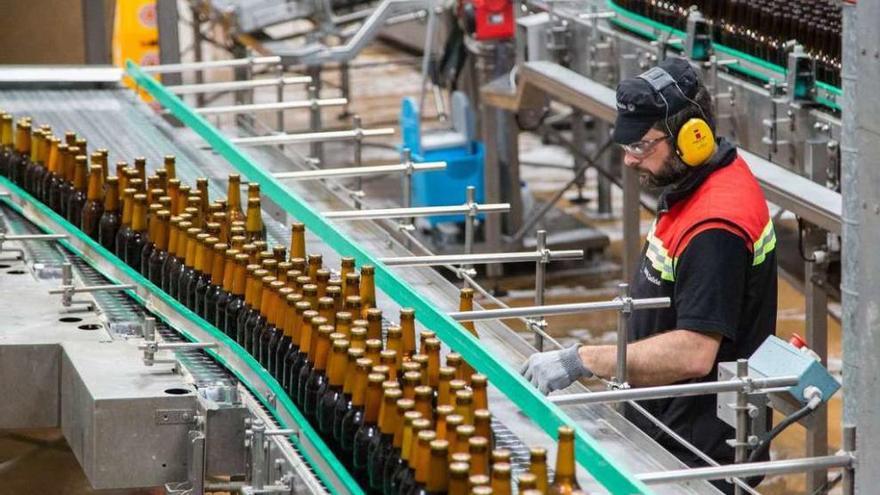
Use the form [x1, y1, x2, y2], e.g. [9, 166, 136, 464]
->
[126, 60, 654, 494]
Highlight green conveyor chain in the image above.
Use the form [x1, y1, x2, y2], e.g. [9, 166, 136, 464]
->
[605, 0, 842, 112]
[125, 60, 655, 494]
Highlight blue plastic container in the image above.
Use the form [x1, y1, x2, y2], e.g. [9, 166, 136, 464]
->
[400, 95, 485, 225]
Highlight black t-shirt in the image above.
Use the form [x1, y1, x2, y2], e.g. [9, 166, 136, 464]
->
[624, 229, 777, 491]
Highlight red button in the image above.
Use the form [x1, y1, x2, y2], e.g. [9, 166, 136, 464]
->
[789, 333, 807, 349]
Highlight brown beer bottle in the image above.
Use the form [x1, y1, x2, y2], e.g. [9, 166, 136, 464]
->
[491, 463, 513, 495]
[449, 462, 470, 495]
[125, 194, 149, 272]
[474, 409, 494, 451]
[390, 416, 428, 494]
[317, 338, 350, 444]
[518, 473, 538, 492]
[529, 447, 549, 493]
[331, 348, 366, 451]
[223, 254, 250, 337]
[11, 120, 31, 187]
[383, 408, 419, 494]
[39, 136, 60, 203]
[282, 301, 311, 393]
[419, 439, 450, 495]
[164, 219, 190, 298]
[548, 426, 581, 495]
[66, 154, 88, 224]
[339, 357, 373, 468]
[303, 324, 334, 420]
[400, 429, 436, 494]
[97, 176, 120, 251]
[80, 164, 104, 239]
[289, 222, 306, 260]
[353, 380, 397, 488]
[0, 113, 12, 178]
[226, 174, 245, 223]
[368, 392, 408, 491]
[469, 436, 490, 476]
[245, 197, 264, 242]
[294, 313, 326, 404]
[359, 265, 376, 318]
[193, 236, 219, 314]
[179, 230, 206, 306]
[203, 242, 229, 325]
[47, 142, 68, 213]
[133, 156, 146, 182]
[147, 210, 171, 286]
[115, 188, 135, 259]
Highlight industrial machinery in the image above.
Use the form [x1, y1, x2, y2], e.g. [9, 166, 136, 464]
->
[2, 0, 876, 492]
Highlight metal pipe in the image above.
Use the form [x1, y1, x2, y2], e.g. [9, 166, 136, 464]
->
[401, 148, 414, 226]
[192, 98, 348, 116]
[140, 55, 282, 73]
[616, 283, 631, 390]
[463, 186, 476, 272]
[138, 342, 218, 351]
[842, 425, 855, 495]
[274, 162, 446, 181]
[325, 203, 510, 220]
[229, 127, 395, 147]
[449, 297, 670, 321]
[48, 283, 136, 294]
[533, 230, 549, 351]
[734, 358, 750, 495]
[547, 375, 799, 406]
[636, 455, 853, 485]
[0, 233, 66, 241]
[166, 76, 311, 95]
[352, 114, 364, 205]
[379, 249, 583, 266]
[308, 85, 323, 163]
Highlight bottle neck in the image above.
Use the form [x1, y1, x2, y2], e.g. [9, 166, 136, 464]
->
[426, 447, 450, 493]
[351, 368, 368, 406]
[327, 349, 347, 386]
[121, 195, 133, 226]
[313, 334, 330, 371]
[290, 228, 305, 259]
[363, 381, 382, 423]
[131, 201, 147, 232]
[211, 251, 225, 285]
[232, 264, 247, 296]
[104, 183, 119, 211]
[86, 169, 103, 201]
[554, 437, 577, 481]
[73, 161, 88, 191]
[154, 218, 169, 251]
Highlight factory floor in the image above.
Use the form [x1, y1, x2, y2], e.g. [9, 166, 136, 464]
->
[0, 38, 843, 495]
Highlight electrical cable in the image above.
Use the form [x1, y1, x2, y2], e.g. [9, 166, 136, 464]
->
[747, 403, 817, 463]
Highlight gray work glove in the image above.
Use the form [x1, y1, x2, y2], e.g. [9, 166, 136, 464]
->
[520, 345, 593, 395]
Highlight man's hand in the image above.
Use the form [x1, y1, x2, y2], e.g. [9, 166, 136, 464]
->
[520, 345, 593, 394]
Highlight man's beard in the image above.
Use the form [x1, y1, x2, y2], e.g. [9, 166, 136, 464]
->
[638, 152, 691, 189]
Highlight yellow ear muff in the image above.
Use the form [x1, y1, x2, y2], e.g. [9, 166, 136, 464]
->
[676, 118, 716, 166]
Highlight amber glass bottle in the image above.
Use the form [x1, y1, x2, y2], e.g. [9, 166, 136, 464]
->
[10, 120, 31, 187]
[94, 175, 119, 250]
[39, 136, 60, 203]
[282, 301, 310, 392]
[194, 237, 219, 314]
[295, 315, 328, 405]
[245, 197, 264, 242]
[474, 409, 494, 451]
[330, 347, 364, 450]
[115, 188, 135, 260]
[351, 372, 385, 484]
[549, 426, 581, 495]
[339, 357, 372, 468]
[491, 463, 513, 495]
[78, 164, 104, 239]
[422, 440, 450, 495]
[400, 308, 416, 360]
[246, 275, 274, 357]
[289, 222, 306, 260]
[448, 462, 470, 495]
[203, 242, 228, 322]
[262, 282, 288, 368]
[212, 248, 238, 328]
[226, 174, 245, 224]
[224, 254, 251, 337]
[24, 128, 45, 195]
[0, 114, 12, 177]
[125, 194, 149, 272]
[359, 265, 376, 318]
[400, 429, 436, 495]
[179, 230, 205, 306]
[317, 338, 350, 444]
[303, 325, 334, 420]
[164, 219, 189, 297]
[147, 210, 171, 285]
[529, 447, 549, 493]
[66, 154, 88, 224]
[46, 143, 68, 213]
[363, 386, 401, 491]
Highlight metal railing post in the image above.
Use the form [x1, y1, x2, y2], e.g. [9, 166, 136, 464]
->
[532, 230, 549, 351]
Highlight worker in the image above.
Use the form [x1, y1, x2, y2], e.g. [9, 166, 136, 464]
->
[520, 57, 776, 494]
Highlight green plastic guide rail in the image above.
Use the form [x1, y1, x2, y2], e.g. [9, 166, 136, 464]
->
[605, 0, 843, 112]
[0, 177, 361, 494]
[126, 60, 653, 494]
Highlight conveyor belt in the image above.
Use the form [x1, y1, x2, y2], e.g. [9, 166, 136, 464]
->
[0, 85, 719, 494]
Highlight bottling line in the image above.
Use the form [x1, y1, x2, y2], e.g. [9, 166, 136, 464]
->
[1, 0, 877, 494]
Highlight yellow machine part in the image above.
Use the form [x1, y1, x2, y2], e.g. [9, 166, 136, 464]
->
[113, 0, 160, 100]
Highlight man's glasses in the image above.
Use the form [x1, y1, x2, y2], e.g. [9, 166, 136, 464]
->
[620, 135, 668, 158]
